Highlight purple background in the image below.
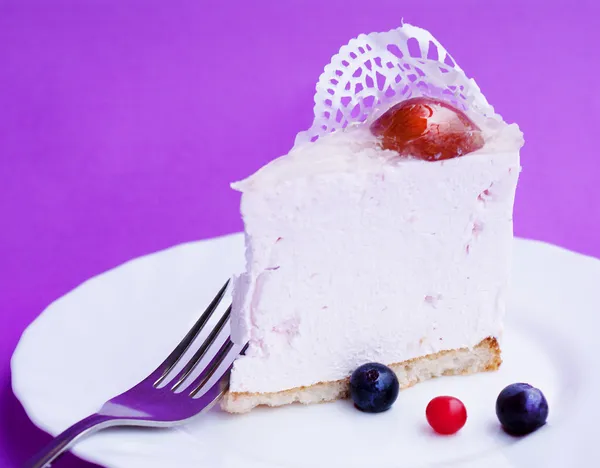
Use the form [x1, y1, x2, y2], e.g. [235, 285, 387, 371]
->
[1, 1, 599, 466]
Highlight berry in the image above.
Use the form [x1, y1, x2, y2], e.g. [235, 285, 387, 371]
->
[496, 383, 549, 435]
[350, 363, 399, 413]
[370, 97, 484, 161]
[425, 396, 468, 435]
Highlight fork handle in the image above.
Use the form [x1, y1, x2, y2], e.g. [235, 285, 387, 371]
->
[24, 413, 118, 468]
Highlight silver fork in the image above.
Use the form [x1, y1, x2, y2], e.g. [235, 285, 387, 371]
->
[25, 280, 244, 468]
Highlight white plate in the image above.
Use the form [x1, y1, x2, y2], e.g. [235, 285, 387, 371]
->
[11, 234, 600, 468]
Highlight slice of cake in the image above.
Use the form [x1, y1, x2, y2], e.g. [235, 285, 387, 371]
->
[222, 24, 523, 413]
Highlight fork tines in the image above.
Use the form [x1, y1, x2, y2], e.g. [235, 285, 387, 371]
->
[153, 280, 233, 394]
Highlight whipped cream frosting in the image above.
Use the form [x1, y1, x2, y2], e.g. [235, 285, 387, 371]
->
[233, 118, 522, 192]
[228, 124, 522, 394]
[227, 21, 524, 395]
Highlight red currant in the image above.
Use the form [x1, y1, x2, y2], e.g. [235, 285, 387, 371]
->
[426, 396, 467, 435]
[370, 97, 484, 161]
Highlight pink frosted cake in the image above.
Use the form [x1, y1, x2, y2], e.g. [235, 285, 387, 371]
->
[222, 23, 523, 413]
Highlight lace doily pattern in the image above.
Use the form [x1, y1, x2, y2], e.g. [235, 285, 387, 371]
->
[295, 23, 496, 146]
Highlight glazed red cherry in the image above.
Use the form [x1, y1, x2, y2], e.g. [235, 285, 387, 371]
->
[370, 97, 484, 161]
[426, 396, 468, 435]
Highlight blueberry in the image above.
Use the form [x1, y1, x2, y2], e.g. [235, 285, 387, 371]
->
[496, 383, 549, 435]
[350, 363, 399, 413]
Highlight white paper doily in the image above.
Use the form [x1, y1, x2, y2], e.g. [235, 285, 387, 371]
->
[296, 23, 498, 146]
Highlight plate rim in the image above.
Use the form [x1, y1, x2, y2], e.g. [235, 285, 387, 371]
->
[11, 235, 600, 468]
